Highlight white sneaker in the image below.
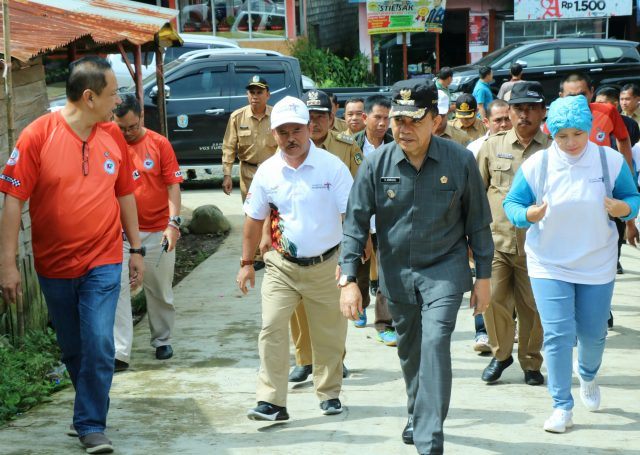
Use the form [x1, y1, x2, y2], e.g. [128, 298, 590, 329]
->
[574, 361, 601, 411]
[543, 409, 574, 433]
[473, 334, 491, 353]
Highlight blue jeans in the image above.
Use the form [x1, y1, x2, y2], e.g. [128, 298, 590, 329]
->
[474, 314, 486, 336]
[530, 278, 613, 411]
[38, 263, 122, 437]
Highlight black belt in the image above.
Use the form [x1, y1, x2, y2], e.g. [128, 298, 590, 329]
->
[281, 244, 339, 267]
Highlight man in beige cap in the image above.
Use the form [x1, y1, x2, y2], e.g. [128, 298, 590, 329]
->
[449, 93, 487, 143]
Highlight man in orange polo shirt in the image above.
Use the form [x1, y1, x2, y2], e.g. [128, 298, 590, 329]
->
[113, 94, 183, 370]
[0, 57, 143, 454]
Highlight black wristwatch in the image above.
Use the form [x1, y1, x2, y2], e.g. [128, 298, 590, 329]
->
[169, 215, 182, 226]
[129, 246, 146, 257]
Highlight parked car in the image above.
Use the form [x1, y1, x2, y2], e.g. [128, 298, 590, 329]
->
[108, 34, 240, 88]
[140, 52, 304, 166]
[449, 38, 640, 103]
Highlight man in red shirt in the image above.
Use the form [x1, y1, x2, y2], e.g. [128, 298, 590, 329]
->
[113, 95, 183, 370]
[0, 57, 143, 453]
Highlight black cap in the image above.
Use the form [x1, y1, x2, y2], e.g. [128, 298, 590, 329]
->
[455, 94, 477, 119]
[246, 75, 269, 90]
[509, 81, 545, 104]
[389, 79, 438, 119]
[302, 90, 332, 112]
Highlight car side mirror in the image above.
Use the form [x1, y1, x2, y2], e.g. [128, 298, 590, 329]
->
[515, 60, 527, 68]
[150, 85, 171, 103]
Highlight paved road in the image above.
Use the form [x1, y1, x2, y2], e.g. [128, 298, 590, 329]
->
[1, 187, 639, 454]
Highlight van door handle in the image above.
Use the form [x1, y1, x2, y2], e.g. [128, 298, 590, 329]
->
[590, 68, 603, 72]
[543, 71, 556, 75]
[205, 108, 225, 115]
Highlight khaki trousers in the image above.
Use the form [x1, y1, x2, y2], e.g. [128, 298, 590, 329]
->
[239, 161, 258, 202]
[290, 259, 370, 366]
[114, 231, 176, 362]
[484, 250, 543, 371]
[258, 250, 347, 406]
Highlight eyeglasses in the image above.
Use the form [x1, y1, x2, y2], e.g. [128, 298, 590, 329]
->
[82, 142, 89, 176]
[119, 121, 141, 134]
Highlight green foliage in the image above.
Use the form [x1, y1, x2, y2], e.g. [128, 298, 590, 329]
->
[0, 329, 70, 424]
[290, 38, 374, 88]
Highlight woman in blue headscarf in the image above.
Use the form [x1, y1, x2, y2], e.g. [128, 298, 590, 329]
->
[503, 95, 640, 433]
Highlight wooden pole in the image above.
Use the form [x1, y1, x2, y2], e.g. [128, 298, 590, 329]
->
[133, 45, 144, 124]
[3, 0, 15, 150]
[155, 43, 167, 137]
[2, 0, 23, 342]
[402, 32, 408, 80]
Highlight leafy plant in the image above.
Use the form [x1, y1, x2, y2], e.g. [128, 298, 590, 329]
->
[290, 38, 374, 88]
[0, 329, 70, 424]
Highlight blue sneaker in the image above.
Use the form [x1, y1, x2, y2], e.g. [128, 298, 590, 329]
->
[353, 311, 367, 328]
[376, 329, 397, 346]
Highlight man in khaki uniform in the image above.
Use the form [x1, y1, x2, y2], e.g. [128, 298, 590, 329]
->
[287, 89, 368, 382]
[434, 89, 469, 147]
[222, 75, 278, 201]
[450, 93, 488, 143]
[620, 83, 640, 129]
[476, 81, 551, 386]
[329, 93, 349, 132]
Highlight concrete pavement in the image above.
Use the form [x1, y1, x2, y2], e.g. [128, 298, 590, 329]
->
[1, 186, 639, 454]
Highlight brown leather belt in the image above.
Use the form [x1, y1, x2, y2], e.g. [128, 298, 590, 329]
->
[281, 244, 339, 267]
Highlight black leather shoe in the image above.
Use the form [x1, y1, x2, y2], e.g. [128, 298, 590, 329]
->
[114, 359, 129, 372]
[608, 311, 614, 329]
[524, 370, 545, 386]
[155, 345, 173, 360]
[342, 363, 349, 378]
[617, 261, 624, 274]
[402, 416, 414, 445]
[254, 260, 266, 271]
[288, 364, 312, 382]
[481, 356, 513, 383]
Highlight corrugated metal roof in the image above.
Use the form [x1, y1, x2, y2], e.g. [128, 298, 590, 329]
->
[0, 0, 179, 62]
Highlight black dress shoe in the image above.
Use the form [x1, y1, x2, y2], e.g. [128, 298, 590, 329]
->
[114, 359, 129, 372]
[342, 363, 349, 378]
[402, 416, 414, 445]
[481, 356, 513, 383]
[155, 345, 173, 360]
[608, 311, 614, 329]
[524, 370, 545, 385]
[288, 364, 312, 382]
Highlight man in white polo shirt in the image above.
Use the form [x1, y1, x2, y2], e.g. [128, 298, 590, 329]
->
[236, 96, 353, 421]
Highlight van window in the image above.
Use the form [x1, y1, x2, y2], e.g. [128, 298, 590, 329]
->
[169, 68, 225, 98]
[519, 49, 555, 68]
[598, 45, 636, 63]
[559, 47, 599, 65]
[231, 65, 287, 95]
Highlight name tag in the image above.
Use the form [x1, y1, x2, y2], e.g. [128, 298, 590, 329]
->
[381, 176, 400, 183]
[497, 153, 514, 159]
[589, 177, 604, 183]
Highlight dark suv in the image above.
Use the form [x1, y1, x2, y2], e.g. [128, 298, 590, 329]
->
[142, 52, 304, 166]
[450, 38, 640, 103]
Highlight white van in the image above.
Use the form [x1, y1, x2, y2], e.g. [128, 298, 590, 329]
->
[109, 34, 240, 88]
